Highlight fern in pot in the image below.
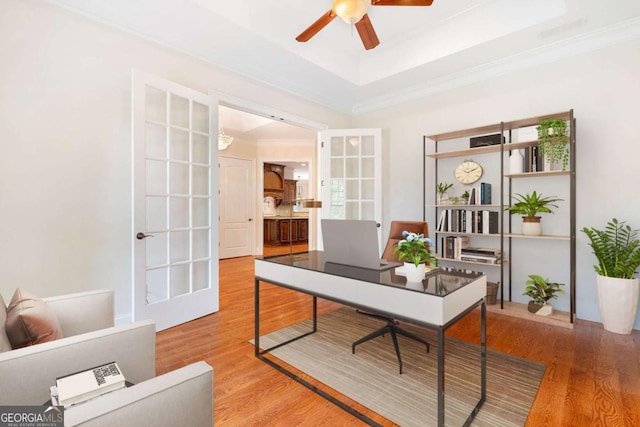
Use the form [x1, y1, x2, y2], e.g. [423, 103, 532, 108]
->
[582, 218, 640, 334]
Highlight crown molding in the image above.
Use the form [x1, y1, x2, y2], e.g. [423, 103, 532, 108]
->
[352, 17, 640, 116]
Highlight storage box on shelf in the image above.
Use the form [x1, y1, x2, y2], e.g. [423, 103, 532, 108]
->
[423, 110, 576, 326]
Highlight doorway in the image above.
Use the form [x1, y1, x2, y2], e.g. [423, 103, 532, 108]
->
[216, 102, 321, 256]
[262, 161, 311, 256]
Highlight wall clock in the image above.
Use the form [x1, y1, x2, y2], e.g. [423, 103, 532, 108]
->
[454, 160, 483, 185]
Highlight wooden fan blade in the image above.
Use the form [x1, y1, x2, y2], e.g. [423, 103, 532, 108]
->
[372, 0, 434, 6]
[355, 14, 380, 50]
[296, 10, 336, 42]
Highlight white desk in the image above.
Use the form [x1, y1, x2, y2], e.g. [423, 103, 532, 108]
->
[255, 251, 487, 427]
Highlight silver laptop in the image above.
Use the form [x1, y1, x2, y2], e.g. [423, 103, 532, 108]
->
[321, 219, 400, 271]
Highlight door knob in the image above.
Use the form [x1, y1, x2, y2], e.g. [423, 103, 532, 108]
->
[136, 232, 154, 240]
[248, 218, 253, 222]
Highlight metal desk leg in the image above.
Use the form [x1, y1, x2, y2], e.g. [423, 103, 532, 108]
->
[254, 277, 260, 357]
[481, 300, 486, 401]
[437, 327, 445, 427]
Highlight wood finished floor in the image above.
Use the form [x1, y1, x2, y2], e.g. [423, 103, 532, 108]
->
[156, 246, 640, 426]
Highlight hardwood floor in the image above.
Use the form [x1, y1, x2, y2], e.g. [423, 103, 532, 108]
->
[156, 252, 640, 426]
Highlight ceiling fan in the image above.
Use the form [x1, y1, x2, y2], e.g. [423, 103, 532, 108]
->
[296, 0, 434, 50]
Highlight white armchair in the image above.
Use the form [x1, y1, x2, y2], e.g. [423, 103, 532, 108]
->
[0, 290, 213, 427]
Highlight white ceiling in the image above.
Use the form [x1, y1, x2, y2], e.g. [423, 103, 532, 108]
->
[51, 0, 640, 115]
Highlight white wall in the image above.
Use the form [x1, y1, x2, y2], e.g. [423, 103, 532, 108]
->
[354, 38, 640, 328]
[3, 0, 639, 330]
[0, 0, 349, 320]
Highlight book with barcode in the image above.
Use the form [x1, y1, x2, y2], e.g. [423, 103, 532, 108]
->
[56, 361, 126, 407]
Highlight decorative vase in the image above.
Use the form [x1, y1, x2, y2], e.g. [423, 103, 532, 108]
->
[509, 150, 524, 174]
[521, 216, 542, 236]
[596, 274, 640, 334]
[438, 193, 450, 205]
[404, 262, 426, 283]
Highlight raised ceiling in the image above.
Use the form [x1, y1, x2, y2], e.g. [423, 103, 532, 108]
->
[50, 0, 640, 114]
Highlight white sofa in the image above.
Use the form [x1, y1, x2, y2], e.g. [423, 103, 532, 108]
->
[0, 290, 214, 426]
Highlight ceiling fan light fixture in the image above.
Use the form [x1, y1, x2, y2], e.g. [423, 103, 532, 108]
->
[332, 0, 371, 24]
[218, 127, 233, 150]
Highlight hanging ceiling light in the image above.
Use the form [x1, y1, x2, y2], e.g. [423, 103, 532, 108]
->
[218, 127, 233, 150]
[332, 0, 371, 24]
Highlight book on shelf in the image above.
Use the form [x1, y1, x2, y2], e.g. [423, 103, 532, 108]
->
[440, 235, 469, 260]
[56, 361, 126, 407]
[462, 247, 502, 256]
[460, 255, 500, 264]
[437, 209, 499, 234]
[480, 182, 492, 204]
[529, 146, 544, 172]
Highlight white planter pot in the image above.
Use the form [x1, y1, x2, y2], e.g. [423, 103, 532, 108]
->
[596, 274, 640, 334]
[535, 303, 553, 316]
[521, 217, 542, 236]
[404, 262, 426, 283]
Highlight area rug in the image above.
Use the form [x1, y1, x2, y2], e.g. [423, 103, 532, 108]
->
[255, 307, 545, 427]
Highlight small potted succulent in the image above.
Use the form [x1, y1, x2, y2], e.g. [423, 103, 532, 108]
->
[523, 274, 565, 315]
[461, 190, 470, 205]
[505, 191, 562, 236]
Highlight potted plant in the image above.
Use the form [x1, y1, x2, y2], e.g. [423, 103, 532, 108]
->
[504, 191, 563, 235]
[537, 119, 569, 171]
[523, 274, 565, 315]
[394, 231, 437, 282]
[436, 182, 453, 205]
[461, 190, 470, 205]
[582, 218, 640, 334]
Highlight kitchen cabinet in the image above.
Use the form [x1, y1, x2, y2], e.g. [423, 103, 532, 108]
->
[264, 218, 308, 244]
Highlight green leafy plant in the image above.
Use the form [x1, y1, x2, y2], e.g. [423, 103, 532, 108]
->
[523, 274, 565, 305]
[505, 191, 562, 217]
[582, 218, 640, 279]
[394, 231, 438, 267]
[537, 119, 569, 170]
[461, 190, 470, 201]
[436, 182, 453, 195]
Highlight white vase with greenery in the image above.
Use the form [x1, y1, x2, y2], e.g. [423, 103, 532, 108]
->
[583, 218, 640, 334]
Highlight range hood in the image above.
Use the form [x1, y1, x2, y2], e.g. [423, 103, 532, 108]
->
[264, 163, 284, 199]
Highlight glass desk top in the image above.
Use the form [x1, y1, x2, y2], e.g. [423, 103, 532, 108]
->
[257, 251, 484, 298]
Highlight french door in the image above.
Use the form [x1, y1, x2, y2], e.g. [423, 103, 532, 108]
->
[132, 70, 219, 331]
[321, 128, 383, 249]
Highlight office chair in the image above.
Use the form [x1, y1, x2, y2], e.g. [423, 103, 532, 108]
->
[352, 220, 431, 374]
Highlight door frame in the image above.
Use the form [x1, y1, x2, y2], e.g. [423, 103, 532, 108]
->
[209, 90, 328, 254]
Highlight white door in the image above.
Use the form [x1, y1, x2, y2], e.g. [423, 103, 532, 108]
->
[321, 129, 383, 246]
[132, 70, 219, 331]
[219, 156, 255, 258]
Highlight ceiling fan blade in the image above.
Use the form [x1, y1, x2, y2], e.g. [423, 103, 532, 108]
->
[355, 14, 380, 50]
[372, 0, 434, 6]
[296, 10, 336, 42]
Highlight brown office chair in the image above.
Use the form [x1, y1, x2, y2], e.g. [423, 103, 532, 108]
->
[352, 221, 431, 374]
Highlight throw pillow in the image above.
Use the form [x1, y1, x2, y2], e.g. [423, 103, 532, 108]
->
[0, 293, 11, 352]
[5, 289, 64, 349]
